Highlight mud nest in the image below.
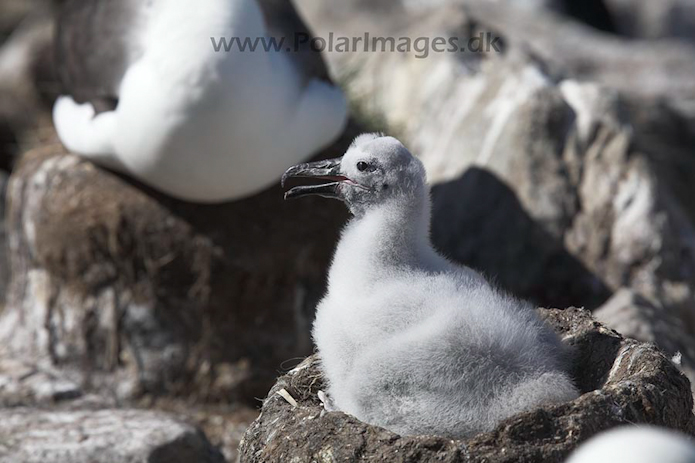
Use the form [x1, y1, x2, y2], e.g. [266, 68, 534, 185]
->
[240, 308, 695, 463]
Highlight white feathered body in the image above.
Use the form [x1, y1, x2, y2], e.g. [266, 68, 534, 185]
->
[313, 193, 578, 438]
[53, 0, 347, 202]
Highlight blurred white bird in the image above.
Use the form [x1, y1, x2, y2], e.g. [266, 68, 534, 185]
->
[53, 0, 347, 202]
[282, 133, 578, 438]
[566, 426, 695, 463]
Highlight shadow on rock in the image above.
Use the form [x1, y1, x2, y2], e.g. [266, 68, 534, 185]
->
[431, 167, 612, 311]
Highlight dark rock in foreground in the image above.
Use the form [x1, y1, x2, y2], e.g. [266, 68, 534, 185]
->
[239, 308, 695, 463]
[0, 408, 224, 463]
[0, 169, 8, 302]
[0, 355, 258, 462]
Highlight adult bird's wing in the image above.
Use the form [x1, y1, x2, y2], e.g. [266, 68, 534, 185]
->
[256, 0, 332, 84]
[55, 0, 145, 113]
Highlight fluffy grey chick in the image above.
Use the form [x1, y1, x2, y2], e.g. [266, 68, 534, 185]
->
[282, 133, 579, 438]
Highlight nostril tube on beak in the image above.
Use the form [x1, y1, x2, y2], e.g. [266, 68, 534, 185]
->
[281, 157, 345, 200]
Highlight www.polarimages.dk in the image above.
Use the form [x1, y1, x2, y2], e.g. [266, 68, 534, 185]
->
[211, 32, 503, 58]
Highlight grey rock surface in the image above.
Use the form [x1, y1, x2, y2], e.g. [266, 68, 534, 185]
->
[0, 358, 85, 407]
[0, 0, 51, 40]
[461, 1, 695, 111]
[0, 408, 225, 463]
[595, 288, 695, 394]
[239, 308, 695, 463]
[604, 0, 695, 41]
[299, 0, 695, 107]
[402, 0, 561, 13]
[0, 353, 258, 462]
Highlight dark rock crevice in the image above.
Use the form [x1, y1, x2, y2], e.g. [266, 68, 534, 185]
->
[560, 0, 617, 34]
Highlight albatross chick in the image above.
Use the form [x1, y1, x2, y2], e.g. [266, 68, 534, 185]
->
[283, 133, 578, 438]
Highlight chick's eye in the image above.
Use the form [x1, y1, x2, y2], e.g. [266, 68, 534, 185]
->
[357, 161, 370, 172]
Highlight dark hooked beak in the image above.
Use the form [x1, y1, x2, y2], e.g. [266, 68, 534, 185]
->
[281, 157, 345, 200]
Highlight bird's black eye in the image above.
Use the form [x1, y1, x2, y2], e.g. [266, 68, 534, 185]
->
[357, 161, 369, 172]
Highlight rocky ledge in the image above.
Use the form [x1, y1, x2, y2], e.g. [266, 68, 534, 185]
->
[0, 408, 225, 463]
[239, 308, 695, 463]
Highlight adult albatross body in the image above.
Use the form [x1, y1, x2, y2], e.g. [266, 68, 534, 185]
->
[282, 133, 578, 438]
[53, 0, 347, 202]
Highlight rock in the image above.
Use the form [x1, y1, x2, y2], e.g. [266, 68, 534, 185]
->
[0, 0, 52, 39]
[0, 10, 57, 162]
[594, 288, 695, 394]
[603, 0, 695, 41]
[0, 169, 8, 302]
[0, 121, 17, 171]
[0, 357, 85, 407]
[299, 0, 695, 111]
[458, 0, 695, 110]
[239, 308, 695, 463]
[0, 125, 357, 403]
[430, 168, 610, 310]
[0, 408, 225, 463]
[402, 0, 560, 13]
[0, 354, 122, 409]
[558, 87, 695, 330]
[153, 401, 259, 463]
[0, 353, 256, 461]
[557, 0, 617, 33]
[402, 0, 617, 34]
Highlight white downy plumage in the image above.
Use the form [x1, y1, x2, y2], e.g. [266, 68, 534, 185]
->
[566, 426, 695, 463]
[53, 0, 347, 202]
[283, 133, 578, 438]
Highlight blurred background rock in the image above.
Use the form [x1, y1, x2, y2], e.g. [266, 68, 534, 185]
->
[0, 0, 694, 461]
